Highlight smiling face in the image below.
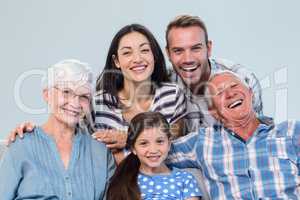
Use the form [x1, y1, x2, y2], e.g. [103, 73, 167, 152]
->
[132, 127, 170, 174]
[44, 82, 92, 127]
[114, 31, 155, 85]
[167, 26, 212, 89]
[208, 73, 254, 126]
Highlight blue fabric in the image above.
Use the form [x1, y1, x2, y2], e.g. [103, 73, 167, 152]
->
[0, 127, 115, 200]
[167, 117, 300, 199]
[138, 168, 201, 200]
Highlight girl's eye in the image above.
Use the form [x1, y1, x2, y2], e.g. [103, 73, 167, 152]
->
[156, 139, 165, 144]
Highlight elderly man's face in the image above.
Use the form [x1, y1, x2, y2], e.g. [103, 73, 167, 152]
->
[208, 73, 253, 125]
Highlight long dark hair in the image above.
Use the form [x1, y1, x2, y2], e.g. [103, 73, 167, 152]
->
[96, 24, 170, 107]
[106, 112, 171, 200]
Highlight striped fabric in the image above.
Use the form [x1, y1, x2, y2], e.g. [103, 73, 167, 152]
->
[93, 83, 187, 132]
[167, 117, 300, 199]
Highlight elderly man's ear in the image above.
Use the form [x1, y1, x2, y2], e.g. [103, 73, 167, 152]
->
[42, 89, 50, 103]
[208, 105, 220, 122]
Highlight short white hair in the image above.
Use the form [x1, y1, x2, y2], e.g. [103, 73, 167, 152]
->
[42, 59, 93, 91]
[204, 70, 250, 108]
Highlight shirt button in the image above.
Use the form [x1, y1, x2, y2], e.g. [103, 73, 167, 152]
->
[65, 177, 69, 180]
[68, 192, 72, 196]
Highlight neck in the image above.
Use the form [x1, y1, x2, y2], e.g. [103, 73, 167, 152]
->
[190, 61, 211, 95]
[42, 115, 75, 142]
[226, 113, 259, 141]
[139, 163, 170, 176]
[120, 79, 152, 103]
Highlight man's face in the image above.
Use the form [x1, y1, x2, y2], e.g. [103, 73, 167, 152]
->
[208, 73, 254, 127]
[167, 26, 212, 89]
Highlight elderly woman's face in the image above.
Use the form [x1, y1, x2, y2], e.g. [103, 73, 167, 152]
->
[45, 82, 92, 127]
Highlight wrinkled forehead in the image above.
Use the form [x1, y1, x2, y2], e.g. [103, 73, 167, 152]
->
[208, 72, 244, 93]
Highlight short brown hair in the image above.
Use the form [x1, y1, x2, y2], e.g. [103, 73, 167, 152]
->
[166, 14, 209, 48]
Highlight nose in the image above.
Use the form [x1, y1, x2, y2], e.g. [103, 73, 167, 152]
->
[224, 89, 236, 99]
[148, 143, 159, 154]
[182, 50, 194, 65]
[132, 51, 143, 63]
[68, 95, 81, 109]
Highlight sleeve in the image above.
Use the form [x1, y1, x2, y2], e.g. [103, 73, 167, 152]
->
[170, 86, 187, 124]
[166, 131, 201, 169]
[0, 148, 21, 199]
[291, 121, 300, 171]
[182, 171, 202, 199]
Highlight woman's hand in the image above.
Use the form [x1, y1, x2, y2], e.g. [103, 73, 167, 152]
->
[92, 129, 127, 149]
[6, 122, 35, 146]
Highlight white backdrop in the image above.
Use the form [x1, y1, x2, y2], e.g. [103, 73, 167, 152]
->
[1, 0, 299, 138]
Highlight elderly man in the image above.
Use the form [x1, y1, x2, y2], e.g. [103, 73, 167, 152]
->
[165, 15, 263, 130]
[167, 71, 300, 199]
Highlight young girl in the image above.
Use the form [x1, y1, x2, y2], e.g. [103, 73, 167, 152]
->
[107, 111, 201, 200]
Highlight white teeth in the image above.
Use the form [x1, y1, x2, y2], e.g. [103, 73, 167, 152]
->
[131, 65, 146, 71]
[229, 99, 243, 109]
[181, 65, 198, 72]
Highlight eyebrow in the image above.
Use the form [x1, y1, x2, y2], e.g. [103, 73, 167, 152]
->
[119, 42, 150, 51]
[171, 42, 204, 50]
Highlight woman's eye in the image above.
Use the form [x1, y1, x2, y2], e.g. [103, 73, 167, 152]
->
[62, 89, 72, 95]
[141, 48, 150, 53]
[122, 51, 131, 56]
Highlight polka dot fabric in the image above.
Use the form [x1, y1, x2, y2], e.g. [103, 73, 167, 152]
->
[138, 168, 202, 200]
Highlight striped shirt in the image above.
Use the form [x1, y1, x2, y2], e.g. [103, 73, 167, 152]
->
[93, 83, 187, 132]
[170, 58, 263, 131]
[167, 117, 300, 199]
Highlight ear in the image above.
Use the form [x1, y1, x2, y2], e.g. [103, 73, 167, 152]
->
[207, 40, 212, 58]
[165, 46, 171, 60]
[42, 88, 49, 103]
[112, 54, 120, 69]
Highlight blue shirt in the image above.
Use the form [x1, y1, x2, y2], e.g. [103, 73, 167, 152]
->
[0, 127, 115, 200]
[138, 168, 201, 200]
[167, 117, 300, 199]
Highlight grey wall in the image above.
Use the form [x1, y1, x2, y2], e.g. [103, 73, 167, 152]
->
[1, 0, 299, 139]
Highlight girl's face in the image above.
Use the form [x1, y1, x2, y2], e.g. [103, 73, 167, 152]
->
[132, 127, 170, 174]
[114, 31, 155, 85]
[44, 82, 92, 127]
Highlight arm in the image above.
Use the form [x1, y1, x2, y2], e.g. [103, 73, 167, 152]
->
[167, 131, 201, 169]
[0, 148, 21, 199]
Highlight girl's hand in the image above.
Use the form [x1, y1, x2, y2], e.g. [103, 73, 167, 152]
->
[6, 122, 35, 146]
[92, 129, 127, 149]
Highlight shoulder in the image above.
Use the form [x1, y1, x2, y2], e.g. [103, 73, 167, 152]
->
[5, 128, 43, 160]
[172, 168, 198, 182]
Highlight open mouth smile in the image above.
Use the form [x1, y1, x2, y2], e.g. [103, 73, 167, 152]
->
[180, 64, 199, 72]
[228, 99, 243, 109]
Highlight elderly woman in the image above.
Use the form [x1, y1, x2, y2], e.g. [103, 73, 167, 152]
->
[0, 60, 115, 199]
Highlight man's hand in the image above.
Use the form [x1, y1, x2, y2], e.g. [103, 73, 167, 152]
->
[6, 122, 35, 146]
[92, 129, 127, 149]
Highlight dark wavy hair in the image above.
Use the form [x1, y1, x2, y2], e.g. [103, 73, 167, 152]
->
[106, 112, 171, 200]
[96, 24, 170, 107]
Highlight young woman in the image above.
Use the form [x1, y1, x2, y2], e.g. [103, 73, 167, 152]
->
[0, 60, 115, 199]
[107, 111, 201, 200]
[92, 24, 187, 163]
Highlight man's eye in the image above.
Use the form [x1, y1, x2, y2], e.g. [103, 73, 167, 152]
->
[173, 49, 182, 54]
[192, 46, 202, 51]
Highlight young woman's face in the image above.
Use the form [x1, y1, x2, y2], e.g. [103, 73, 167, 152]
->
[45, 82, 92, 127]
[132, 127, 170, 174]
[114, 31, 155, 85]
